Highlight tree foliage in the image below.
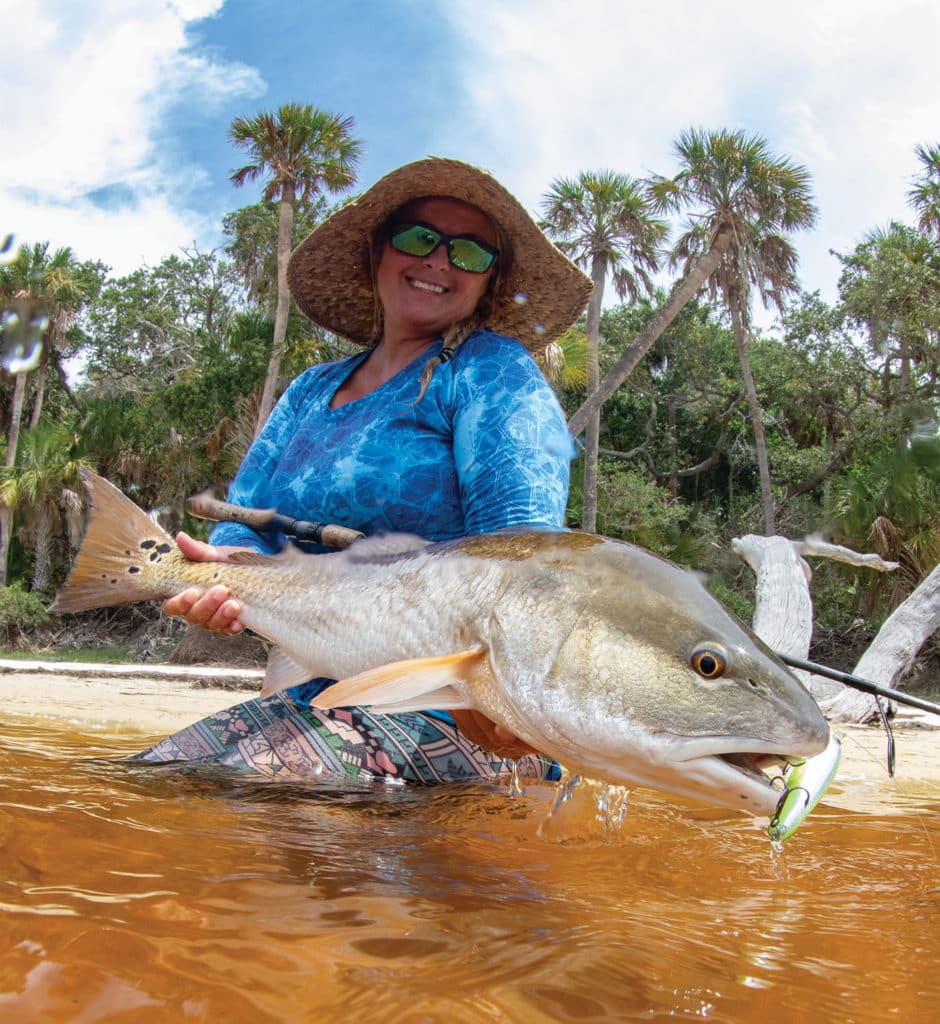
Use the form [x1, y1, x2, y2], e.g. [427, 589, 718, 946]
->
[229, 103, 362, 432]
[541, 171, 667, 532]
[908, 143, 940, 238]
[2, 115, 938, 682]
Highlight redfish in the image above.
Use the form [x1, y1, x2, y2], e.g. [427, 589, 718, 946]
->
[53, 472, 829, 818]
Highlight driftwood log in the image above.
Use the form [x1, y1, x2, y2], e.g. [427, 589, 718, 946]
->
[730, 534, 939, 724]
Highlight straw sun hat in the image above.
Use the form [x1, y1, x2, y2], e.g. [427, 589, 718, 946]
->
[286, 157, 592, 355]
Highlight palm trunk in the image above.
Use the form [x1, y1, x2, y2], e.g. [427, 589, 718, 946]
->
[28, 362, 46, 429]
[581, 254, 606, 534]
[255, 188, 295, 436]
[729, 300, 775, 535]
[568, 224, 734, 439]
[31, 500, 55, 593]
[0, 371, 28, 587]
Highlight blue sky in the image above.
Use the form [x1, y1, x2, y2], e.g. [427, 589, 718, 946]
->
[4, 0, 939, 327]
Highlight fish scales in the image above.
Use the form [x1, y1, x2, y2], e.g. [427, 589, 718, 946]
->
[53, 473, 832, 820]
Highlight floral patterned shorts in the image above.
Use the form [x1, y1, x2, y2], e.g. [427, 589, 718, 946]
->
[134, 685, 552, 785]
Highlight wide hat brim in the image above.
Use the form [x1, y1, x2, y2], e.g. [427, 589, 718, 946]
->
[286, 157, 592, 354]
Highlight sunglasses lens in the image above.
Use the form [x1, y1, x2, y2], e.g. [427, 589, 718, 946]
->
[389, 223, 496, 273]
[448, 238, 496, 273]
[390, 224, 440, 257]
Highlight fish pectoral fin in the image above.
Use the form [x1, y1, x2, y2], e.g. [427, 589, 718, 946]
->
[311, 648, 488, 713]
[261, 647, 313, 697]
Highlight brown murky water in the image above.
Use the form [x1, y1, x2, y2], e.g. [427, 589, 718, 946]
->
[1, 715, 937, 1023]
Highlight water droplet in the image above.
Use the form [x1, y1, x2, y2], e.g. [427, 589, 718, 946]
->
[533, 323, 546, 335]
[508, 761, 527, 799]
[513, 292, 528, 305]
[768, 839, 789, 881]
[0, 234, 14, 263]
[0, 310, 45, 374]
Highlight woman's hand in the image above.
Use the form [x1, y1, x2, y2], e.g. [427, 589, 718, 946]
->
[451, 709, 539, 760]
[162, 532, 251, 637]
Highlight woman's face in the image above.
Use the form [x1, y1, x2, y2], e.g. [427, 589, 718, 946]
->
[375, 197, 498, 345]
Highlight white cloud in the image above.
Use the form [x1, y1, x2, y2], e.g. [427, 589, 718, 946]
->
[1, 189, 215, 275]
[0, 0, 264, 273]
[442, 0, 940, 317]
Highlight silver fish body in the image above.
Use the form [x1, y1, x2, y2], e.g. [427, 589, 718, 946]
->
[54, 473, 829, 817]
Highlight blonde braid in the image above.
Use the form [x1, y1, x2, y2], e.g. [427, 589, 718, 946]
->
[413, 315, 483, 403]
[411, 235, 510, 403]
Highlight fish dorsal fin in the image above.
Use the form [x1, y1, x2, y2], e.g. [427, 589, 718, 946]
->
[341, 533, 430, 562]
[261, 647, 313, 697]
[228, 545, 306, 568]
[311, 648, 487, 714]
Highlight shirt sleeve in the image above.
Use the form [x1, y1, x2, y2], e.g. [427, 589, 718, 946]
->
[208, 372, 313, 553]
[451, 333, 574, 535]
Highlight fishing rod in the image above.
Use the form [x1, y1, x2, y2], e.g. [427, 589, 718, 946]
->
[777, 653, 940, 718]
[185, 491, 364, 549]
[186, 490, 940, 720]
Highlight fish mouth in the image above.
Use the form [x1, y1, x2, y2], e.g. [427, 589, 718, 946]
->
[678, 749, 810, 816]
[567, 733, 829, 817]
[721, 750, 791, 790]
[602, 728, 830, 816]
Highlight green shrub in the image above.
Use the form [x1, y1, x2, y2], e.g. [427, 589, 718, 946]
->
[0, 585, 51, 645]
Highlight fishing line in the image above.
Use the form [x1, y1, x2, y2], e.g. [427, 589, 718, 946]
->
[872, 696, 896, 778]
[779, 654, 907, 776]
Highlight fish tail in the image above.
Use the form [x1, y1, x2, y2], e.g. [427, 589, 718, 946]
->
[51, 472, 179, 613]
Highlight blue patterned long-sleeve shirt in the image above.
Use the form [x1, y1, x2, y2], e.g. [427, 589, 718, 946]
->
[209, 329, 571, 733]
[210, 330, 573, 552]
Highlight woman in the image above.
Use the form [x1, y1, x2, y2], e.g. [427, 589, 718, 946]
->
[139, 158, 592, 782]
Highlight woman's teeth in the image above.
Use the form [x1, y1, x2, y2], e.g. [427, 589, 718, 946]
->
[410, 279, 445, 294]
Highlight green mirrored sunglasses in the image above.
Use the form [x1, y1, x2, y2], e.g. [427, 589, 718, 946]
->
[388, 222, 497, 274]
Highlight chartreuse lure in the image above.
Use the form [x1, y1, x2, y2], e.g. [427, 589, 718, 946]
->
[768, 732, 842, 843]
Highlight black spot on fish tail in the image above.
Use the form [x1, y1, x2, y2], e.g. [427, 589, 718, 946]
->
[51, 472, 178, 615]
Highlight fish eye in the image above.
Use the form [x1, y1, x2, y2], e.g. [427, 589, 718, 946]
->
[691, 646, 727, 679]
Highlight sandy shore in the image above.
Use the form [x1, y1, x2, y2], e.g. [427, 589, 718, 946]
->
[0, 658, 262, 735]
[1, 659, 936, 814]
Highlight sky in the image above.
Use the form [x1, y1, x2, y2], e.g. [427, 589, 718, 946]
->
[3, 0, 939, 330]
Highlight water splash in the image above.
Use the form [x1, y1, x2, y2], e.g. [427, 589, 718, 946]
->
[508, 760, 527, 800]
[536, 774, 581, 838]
[594, 782, 630, 833]
[536, 775, 635, 841]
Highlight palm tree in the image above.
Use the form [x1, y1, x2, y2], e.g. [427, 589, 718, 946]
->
[537, 326, 588, 392]
[229, 103, 362, 433]
[661, 130, 817, 534]
[838, 222, 940, 403]
[908, 143, 940, 237]
[541, 172, 667, 532]
[0, 423, 90, 594]
[568, 130, 817, 535]
[0, 243, 98, 585]
[223, 198, 330, 313]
